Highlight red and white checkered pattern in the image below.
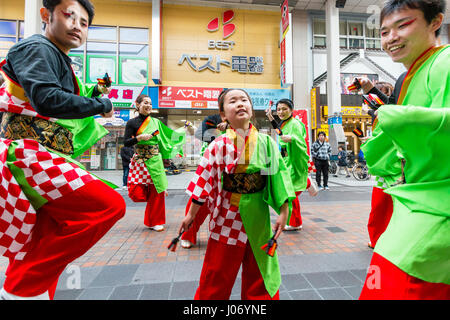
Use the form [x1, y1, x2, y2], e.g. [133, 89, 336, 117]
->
[308, 159, 316, 173]
[0, 138, 97, 260]
[0, 139, 35, 260]
[186, 135, 248, 247]
[127, 157, 153, 185]
[0, 85, 56, 122]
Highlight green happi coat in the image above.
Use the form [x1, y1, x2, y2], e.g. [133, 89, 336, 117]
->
[361, 45, 450, 284]
[136, 116, 186, 193]
[278, 117, 309, 192]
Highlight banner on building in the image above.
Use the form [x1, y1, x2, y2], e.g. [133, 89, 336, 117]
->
[159, 86, 223, 108]
[293, 109, 311, 155]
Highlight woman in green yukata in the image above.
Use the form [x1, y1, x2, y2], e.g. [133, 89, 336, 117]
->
[124, 94, 194, 231]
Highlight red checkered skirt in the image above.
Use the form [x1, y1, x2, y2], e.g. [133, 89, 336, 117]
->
[308, 159, 316, 173]
[186, 135, 248, 247]
[127, 156, 153, 185]
[0, 138, 97, 260]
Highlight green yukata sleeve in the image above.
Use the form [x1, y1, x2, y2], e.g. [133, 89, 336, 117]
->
[262, 135, 296, 215]
[156, 120, 186, 159]
[281, 119, 309, 191]
[56, 77, 109, 158]
[373, 105, 450, 284]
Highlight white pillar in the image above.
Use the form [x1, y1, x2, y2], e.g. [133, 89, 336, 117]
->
[152, 0, 162, 84]
[325, 0, 345, 154]
[325, 0, 341, 116]
[24, 0, 43, 38]
[291, 10, 311, 109]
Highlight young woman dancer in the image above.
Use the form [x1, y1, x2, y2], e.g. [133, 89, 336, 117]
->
[125, 94, 192, 231]
[178, 89, 296, 300]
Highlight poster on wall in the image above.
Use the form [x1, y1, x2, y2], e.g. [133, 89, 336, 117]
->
[69, 54, 84, 82]
[120, 58, 148, 84]
[88, 56, 116, 84]
[341, 73, 378, 94]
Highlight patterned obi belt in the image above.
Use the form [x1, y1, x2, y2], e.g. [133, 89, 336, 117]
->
[222, 171, 266, 194]
[0, 112, 74, 155]
[133, 144, 160, 163]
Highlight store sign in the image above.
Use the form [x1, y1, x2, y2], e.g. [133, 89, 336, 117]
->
[281, 0, 289, 38]
[178, 10, 264, 74]
[159, 86, 223, 109]
[245, 88, 291, 110]
[310, 87, 318, 129]
[293, 109, 311, 155]
[94, 109, 132, 126]
[106, 86, 145, 108]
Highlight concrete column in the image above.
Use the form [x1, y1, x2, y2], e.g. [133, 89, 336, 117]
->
[325, 0, 345, 154]
[325, 0, 341, 116]
[151, 0, 162, 84]
[24, 0, 43, 38]
[291, 10, 311, 110]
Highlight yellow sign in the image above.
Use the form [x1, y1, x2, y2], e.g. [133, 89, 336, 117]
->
[322, 106, 369, 117]
[310, 88, 317, 129]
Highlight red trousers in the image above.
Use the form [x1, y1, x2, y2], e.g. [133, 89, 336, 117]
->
[288, 191, 303, 227]
[359, 252, 450, 300]
[181, 197, 210, 245]
[130, 183, 166, 227]
[367, 187, 393, 247]
[194, 238, 280, 300]
[3, 180, 125, 298]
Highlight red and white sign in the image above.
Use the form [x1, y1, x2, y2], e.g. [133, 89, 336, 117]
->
[293, 109, 311, 156]
[159, 86, 224, 109]
[281, 0, 289, 38]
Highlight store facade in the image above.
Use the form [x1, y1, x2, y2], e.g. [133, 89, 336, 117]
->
[1, 0, 291, 170]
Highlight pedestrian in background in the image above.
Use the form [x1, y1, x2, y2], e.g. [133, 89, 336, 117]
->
[120, 145, 134, 189]
[311, 131, 332, 190]
[335, 146, 350, 178]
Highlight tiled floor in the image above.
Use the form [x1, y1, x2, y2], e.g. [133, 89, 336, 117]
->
[0, 183, 374, 300]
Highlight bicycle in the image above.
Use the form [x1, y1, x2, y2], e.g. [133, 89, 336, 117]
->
[352, 161, 371, 180]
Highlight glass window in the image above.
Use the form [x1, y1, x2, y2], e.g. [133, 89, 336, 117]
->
[120, 57, 148, 84]
[87, 41, 117, 55]
[340, 38, 347, 49]
[88, 26, 117, 41]
[120, 27, 149, 43]
[313, 20, 325, 35]
[339, 21, 347, 36]
[349, 38, 364, 49]
[0, 36, 16, 49]
[348, 22, 363, 36]
[366, 39, 381, 49]
[0, 20, 16, 36]
[313, 36, 326, 47]
[365, 25, 380, 38]
[119, 43, 149, 57]
[87, 56, 116, 83]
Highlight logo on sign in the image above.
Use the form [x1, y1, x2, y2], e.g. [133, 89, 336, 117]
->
[207, 10, 235, 39]
[162, 87, 172, 97]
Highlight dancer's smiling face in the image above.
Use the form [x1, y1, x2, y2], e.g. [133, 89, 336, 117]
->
[380, 7, 443, 68]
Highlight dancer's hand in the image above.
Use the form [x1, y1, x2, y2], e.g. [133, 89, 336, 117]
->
[137, 133, 153, 141]
[97, 84, 111, 95]
[178, 213, 194, 235]
[280, 135, 292, 143]
[265, 108, 275, 122]
[354, 77, 374, 94]
[273, 202, 289, 240]
[217, 122, 228, 131]
[101, 106, 114, 118]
